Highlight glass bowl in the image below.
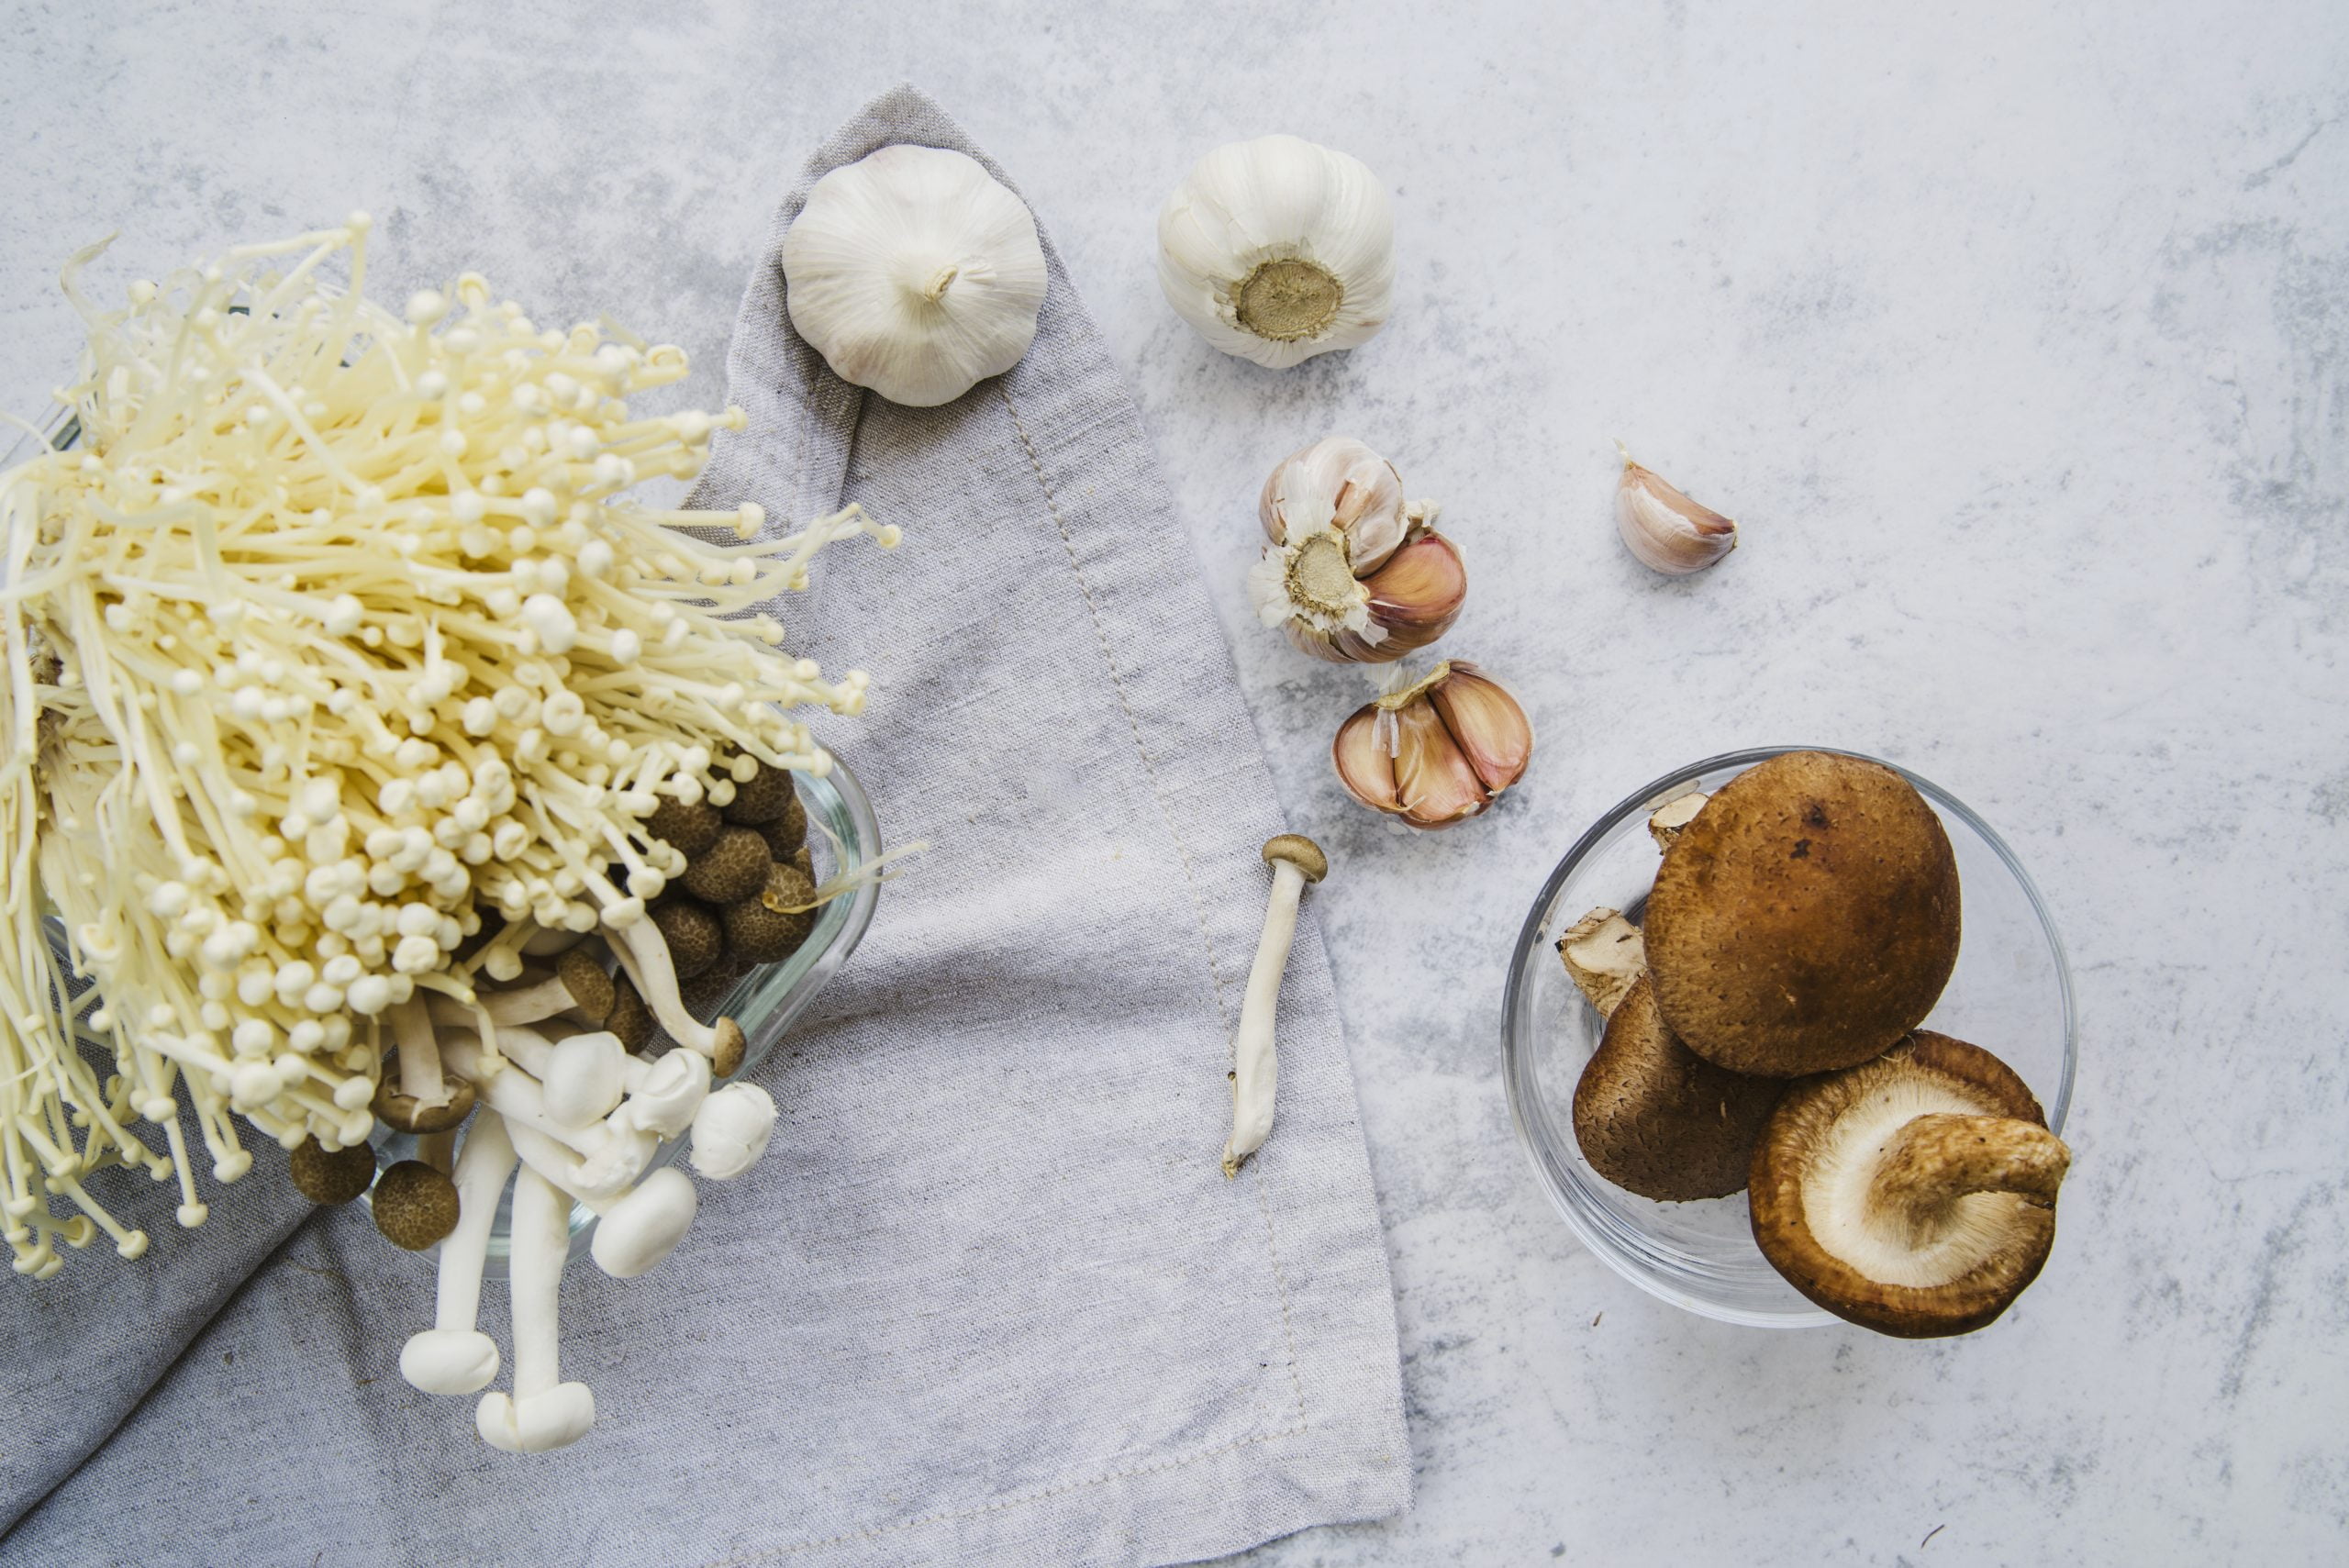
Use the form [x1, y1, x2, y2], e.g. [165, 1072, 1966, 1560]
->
[1500, 746, 2075, 1328]
[374, 752, 882, 1270]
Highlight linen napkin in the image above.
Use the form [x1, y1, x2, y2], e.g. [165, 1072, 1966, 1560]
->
[0, 84, 1408, 1566]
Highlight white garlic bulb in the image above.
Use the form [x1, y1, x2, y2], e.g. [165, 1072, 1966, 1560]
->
[1156, 135, 1395, 369]
[783, 145, 1048, 407]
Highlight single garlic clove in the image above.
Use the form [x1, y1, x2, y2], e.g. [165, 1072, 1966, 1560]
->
[1614, 445, 1737, 575]
[1331, 660, 1536, 828]
[1253, 436, 1465, 664]
[1427, 661, 1533, 793]
[1360, 534, 1468, 654]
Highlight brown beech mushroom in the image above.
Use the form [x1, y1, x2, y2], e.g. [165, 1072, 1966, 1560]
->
[1573, 975, 1782, 1201]
[1749, 1032, 2070, 1338]
[722, 862, 818, 963]
[1644, 751, 1961, 1076]
[1556, 907, 1645, 1018]
[373, 998, 477, 1134]
[288, 1137, 377, 1205]
[754, 788, 809, 861]
[679, 827, 772, 904]
[644, 794, 724, 858]
[482, 947, 618, 1028]
[648, 900, 725, 981]
[371, 1159, 462, 1251]
[720, 757, 795, 825]
[602, 972, 654, 1053]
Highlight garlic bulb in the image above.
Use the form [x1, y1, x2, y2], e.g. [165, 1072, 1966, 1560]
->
[1157, 135, 1395, 368]
[784, 145, 1047, 407]
[1248, 437, 1465, 662]
[1615, 442, 1737, 574]
[1332, 661, 1533, 828]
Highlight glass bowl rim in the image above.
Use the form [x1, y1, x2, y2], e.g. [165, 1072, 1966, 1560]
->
[1499, 743, 2076, 1328]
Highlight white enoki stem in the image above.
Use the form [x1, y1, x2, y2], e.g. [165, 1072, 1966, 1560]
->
[0, 220, 896, 1273]
[1221, 860, 1308, 1178]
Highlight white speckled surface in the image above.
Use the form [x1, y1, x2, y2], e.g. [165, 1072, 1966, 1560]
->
[6, 2, 2345, 1562]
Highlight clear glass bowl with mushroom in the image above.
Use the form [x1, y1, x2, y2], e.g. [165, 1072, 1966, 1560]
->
[371, 752, 882, 1270]
[1501, 747, 2076, 1329]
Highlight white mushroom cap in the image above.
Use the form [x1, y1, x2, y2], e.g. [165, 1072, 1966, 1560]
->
[588, 1167, 698, 1279]
[542, 1030, 627, 1129]
[613, 1048, 712, 1140]
[402, 1329, 501, 1397]
[689, 1082, 777, 1180]
[477, 1382, 596, 1455]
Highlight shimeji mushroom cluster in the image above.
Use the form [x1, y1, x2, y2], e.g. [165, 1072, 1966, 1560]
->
[0, 215, 896, 1280]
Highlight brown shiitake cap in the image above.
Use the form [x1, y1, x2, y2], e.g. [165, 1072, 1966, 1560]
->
[1262, 833, 1328, 883]
[650, 899, 726, 981]
[603, 970, 654, 1053]
[288, 1137, 378, 1205]
[721, 862, 818, 964]
[371, 1160, 462, 1251]
[1749, 1031, 2070, 1339]
[680, 826, 773, 905]
[721, 759, 795, 826]
[1643, 751, 1961, 1076]
[555, 945, 615, 1018]
[645, 793, 725, 859]
[1571, 975, 1783, 1202]
[371, 1064, 476, 1135]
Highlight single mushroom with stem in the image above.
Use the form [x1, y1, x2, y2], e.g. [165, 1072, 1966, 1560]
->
[373, 996, 477, 1135]
[436, 1030, 654, 1202]
[1221, 834, 1329, 1178]
[1749, 1032, 2071, 1338]
[401, 1109, 518, 1396]
[599, 907, 747, 1077]
[504, 1121, 699, 1279]
[478, 948, 617, 1030]
[475, 1018, 711, 1139]
[689, 1082, 778, 1180]
[476, 1163, 597, 1453]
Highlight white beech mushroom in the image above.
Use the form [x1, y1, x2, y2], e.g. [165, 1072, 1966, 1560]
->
[401, 1110, 518, 1396]
[600, 910, 747, 1076]
[688, 1083, 777, 1180]
[1221, 834, 1328, 1178]
[375, 997, 476, 1134]
[505, 1121, 698, 1280]
[452, 1018, 708, 1138]
[437, 1030, 652, 1202]
[476, 1164, 596, 1453]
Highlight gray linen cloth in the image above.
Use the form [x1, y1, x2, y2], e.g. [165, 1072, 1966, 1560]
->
[1, 85, 1408, 1566]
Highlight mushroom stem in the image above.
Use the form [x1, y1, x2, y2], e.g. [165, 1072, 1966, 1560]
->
[1222, 835, 1328, 1178]
[601, 912, 745, 1076]
[400, 1110, 515, 1396]
[389, 995, 449, 1108]
[476, 1163, 596, 1453]
[1870, 1112, 2073, 1243]
[478, 947, 615, 1029]
[436, 1030, 651, 1198]
[505, 1121, 697, 1279]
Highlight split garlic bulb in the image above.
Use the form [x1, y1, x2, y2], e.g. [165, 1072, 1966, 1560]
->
[1332, 661, 1533, 829]
[1157, 135, 1395, 369]
[784, 145, 1048, 407]
[1249, 437, 1465, 662]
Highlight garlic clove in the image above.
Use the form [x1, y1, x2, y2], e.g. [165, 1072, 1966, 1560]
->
[1389, 699, 1493, 827]
[1427, 661, 1532, 792]
[1614, 443, 1737, 575]
[1359, 533, 1468, 654]
[1260, 437, 1409, 571]
[1331, 660, 1535, 828]
[784, 145, 1048, 407]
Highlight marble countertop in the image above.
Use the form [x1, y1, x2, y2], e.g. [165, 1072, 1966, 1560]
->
[6, 2, 2344, 1562]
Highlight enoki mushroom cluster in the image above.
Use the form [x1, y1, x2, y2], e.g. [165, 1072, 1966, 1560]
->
[0, 216, 895, 1277]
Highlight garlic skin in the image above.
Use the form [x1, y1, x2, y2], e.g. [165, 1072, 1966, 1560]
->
[1332, 661, 1533, 828]
[1247, 438, 1466, 663]
[1157, 136, 1395, 369]
[1615, 443, 1737, 574]
[784, 145, 1047, 407]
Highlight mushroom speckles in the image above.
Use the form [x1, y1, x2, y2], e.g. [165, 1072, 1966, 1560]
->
[288, 1138, 378, 1206]
[1643, 751, 1961, 1076]
[370, 1160, 462, 1251]
[1749, 1033, 2070, 1338]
